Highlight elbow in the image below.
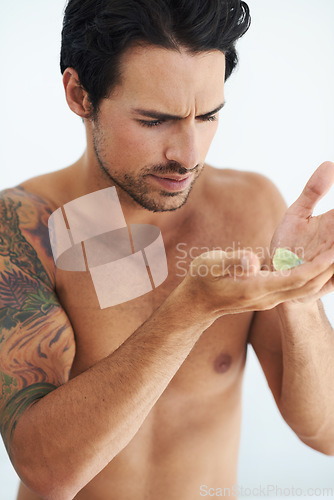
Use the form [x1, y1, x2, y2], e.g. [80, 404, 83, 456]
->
[311, 442, 334, 457]
[11, 435, 79, 499]
[280, 408, 334, 456]
[14, 460, 77, 500]
[19, 479, 76, 500]
[298, 435, 334, 456]
[322, 448, 334, 457]
[9, 412, 82, 498]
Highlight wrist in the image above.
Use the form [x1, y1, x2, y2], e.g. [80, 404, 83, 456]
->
[277, 299, 320, 317]
[167, 277, 219, 329]
[276, 300, 324, 338]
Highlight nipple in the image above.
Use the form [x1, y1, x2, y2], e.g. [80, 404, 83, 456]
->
[214, 353, 232, 374]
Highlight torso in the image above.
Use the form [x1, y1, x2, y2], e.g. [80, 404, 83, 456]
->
[14, 164, 273, 499]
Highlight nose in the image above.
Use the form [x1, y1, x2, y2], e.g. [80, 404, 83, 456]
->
[165, 123, 201, 170]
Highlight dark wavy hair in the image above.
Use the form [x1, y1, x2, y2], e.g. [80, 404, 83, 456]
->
[60, 0, 250, 112]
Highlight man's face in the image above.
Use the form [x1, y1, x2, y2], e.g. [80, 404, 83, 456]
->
[90, 45, 226, 212]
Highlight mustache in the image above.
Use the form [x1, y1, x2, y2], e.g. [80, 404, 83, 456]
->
[147, 162, 201, 176]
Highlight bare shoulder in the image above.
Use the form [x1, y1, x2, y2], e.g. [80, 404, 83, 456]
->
[18, 165, 77, 210]
[203, 165, 287, 225]
[0, 186, 56, 286]
[203, 164, 285, 203]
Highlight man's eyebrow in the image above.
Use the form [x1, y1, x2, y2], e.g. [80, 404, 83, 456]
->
[132, 102, 226, 121]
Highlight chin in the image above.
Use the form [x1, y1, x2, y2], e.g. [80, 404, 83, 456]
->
[142, 192, 190, 213]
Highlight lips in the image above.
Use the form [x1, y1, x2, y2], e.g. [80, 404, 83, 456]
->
[148, 174, 193, 192]
[154, 174, 191, 181]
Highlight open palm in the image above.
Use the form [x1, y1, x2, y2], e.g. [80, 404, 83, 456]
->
[270, 161, 334, 301]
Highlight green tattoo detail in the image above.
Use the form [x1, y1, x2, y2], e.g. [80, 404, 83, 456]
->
[1, 372, 17, 397]
[0, 191, 73, 458]
[0, 194, 52, 286]
[20, 287, 59, 314]
[0, 191, 60, 328]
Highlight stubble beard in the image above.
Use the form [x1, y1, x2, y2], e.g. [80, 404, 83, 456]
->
[92, 126, 204, 213]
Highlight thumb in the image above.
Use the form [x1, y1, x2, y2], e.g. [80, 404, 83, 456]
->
[289, 161, 334, 218]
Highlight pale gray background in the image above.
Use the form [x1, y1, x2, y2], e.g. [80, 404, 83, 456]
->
[0, 0, 333, 499]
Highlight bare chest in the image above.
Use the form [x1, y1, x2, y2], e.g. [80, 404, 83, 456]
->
[55, 212, 254, 395]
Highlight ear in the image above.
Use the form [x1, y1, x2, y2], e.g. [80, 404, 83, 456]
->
[63, 68, 92, 119]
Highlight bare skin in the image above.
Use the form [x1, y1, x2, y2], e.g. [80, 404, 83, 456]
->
[0, 46, 334, 500]
[12, 165, 261, 500]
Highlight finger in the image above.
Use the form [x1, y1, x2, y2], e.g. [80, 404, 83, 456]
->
[288, 161, 334, 218]
[273, 264, 334, 303]
[296, 275, 334, 303]
[236, 261, 334, 311]
[254, 248, 334, 295]
[315, 275, 334, 300]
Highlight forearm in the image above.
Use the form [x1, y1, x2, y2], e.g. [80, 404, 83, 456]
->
[11, 284, 215, 499]
[277, 299, 334, 454]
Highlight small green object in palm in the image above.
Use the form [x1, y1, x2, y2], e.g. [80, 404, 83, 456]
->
[272, 248, 304, 271]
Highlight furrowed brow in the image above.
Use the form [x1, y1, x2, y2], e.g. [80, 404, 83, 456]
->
[132, 102, 225, 121]
[197, 102, 225, 119]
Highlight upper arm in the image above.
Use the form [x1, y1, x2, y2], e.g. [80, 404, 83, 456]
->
[0, 189, 75, 457]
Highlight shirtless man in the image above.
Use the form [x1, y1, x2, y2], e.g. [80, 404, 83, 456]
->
[1, 0, 334, 499]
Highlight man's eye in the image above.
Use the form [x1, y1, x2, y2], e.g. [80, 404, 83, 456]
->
[204, 115, 218, 122]
[139, 120, 163, 128]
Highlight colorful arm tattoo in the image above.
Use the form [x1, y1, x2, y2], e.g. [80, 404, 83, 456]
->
[0, 188, 75, 457]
